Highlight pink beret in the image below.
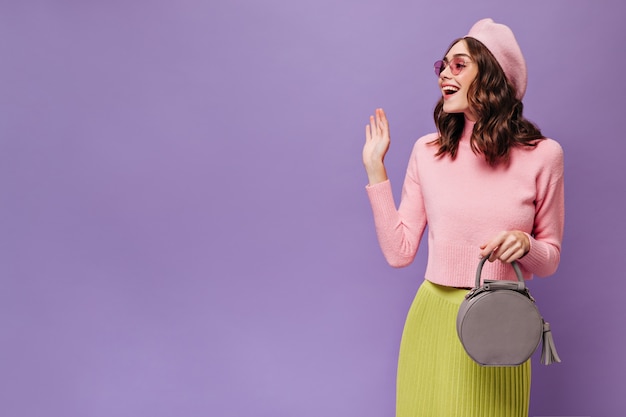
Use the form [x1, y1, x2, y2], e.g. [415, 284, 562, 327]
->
[466, 18, 527, 100]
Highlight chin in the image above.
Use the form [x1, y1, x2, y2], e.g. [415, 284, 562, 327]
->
[443, 105, 461, 114]
[442, 102, 469, 115]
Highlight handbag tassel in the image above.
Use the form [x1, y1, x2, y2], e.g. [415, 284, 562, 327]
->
[541, 321, 561, 365]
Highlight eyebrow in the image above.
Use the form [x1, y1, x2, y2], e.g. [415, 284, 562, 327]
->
[443, 53, 472, 62]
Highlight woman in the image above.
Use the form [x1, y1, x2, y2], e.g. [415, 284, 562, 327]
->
[362, 18, 564, 416]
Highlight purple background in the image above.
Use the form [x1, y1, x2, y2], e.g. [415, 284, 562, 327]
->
[1, 1, 624, 416]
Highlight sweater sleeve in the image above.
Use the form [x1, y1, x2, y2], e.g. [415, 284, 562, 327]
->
[365, 142, 428, 267]
[517, 140, 565, 277]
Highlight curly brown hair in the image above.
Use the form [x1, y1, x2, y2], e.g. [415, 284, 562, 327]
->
[431, 37, 544, 166]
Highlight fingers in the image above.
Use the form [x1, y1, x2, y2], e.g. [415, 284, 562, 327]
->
[376, 108, 389, 135]
[378, 108, 388, 128]
[480, 231, 530, 263]
[479, 233, 503, 260]
[483, 232, 510, 262]
[366, 109, 387, 137]
[365, 108, 389, 153]
[365, 112, 378, 143]
[494, 243, 523, 263]
[366, 115, 377, 140]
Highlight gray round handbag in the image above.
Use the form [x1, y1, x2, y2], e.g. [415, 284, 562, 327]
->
[456, 256, 561, 367]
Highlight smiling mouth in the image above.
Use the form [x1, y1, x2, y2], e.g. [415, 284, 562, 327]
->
[442, 86, 459, 95]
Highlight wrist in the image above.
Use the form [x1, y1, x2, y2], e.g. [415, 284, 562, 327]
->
[365, 162, 388, 185]
[520, 232, 531, 258]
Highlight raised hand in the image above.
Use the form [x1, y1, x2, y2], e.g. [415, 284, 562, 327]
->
[363, 108, 390, 185]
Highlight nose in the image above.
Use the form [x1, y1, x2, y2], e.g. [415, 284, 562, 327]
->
[439, 63, 452, 79]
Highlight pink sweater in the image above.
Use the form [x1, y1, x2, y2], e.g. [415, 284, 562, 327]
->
[366, 121, 564, 288]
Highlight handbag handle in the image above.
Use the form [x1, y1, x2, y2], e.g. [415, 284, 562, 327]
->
[474, 255, 524, 288]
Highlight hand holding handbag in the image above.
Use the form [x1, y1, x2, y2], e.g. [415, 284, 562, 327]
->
[456, 256, 561, 366]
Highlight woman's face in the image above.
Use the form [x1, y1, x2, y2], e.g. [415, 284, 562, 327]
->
[438, 40, 479, 121]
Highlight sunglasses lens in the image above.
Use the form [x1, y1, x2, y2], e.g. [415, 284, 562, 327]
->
[434, 58, 469, 76]
[449, 58, 466, 75]
[434, 60, 444, 76]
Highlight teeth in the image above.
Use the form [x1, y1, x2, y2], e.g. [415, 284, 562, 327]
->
[443, 86, 459, 93]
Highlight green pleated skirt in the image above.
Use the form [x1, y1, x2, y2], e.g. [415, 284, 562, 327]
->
[396, 280, 531, 417]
